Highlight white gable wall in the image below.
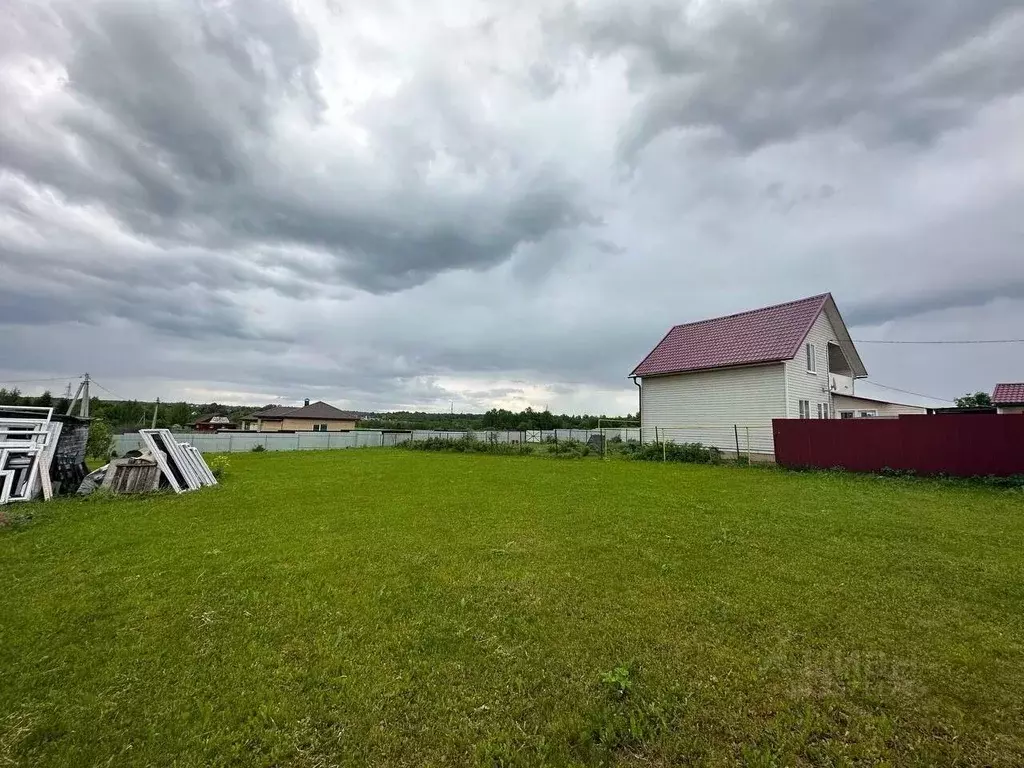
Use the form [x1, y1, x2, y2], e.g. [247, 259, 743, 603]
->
[784, 310, 841, 419]
[640, 364, 786, 454]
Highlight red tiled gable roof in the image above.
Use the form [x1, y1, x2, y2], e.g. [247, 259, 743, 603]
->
[631, 294, 830, 377]
[993, 383, 1024, 405]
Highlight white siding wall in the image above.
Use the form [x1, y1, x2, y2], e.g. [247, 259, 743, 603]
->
[997, 406, 1024, 415]
[784, 311, 839, 419]
[640, 364, 786, 454]
[833, 395, 927, 417]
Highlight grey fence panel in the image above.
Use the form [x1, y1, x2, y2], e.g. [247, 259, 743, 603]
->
[113, 427, 642, 457]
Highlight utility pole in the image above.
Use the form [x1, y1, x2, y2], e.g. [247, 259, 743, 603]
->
[66, 375, 85, 416]
[151, 397, 160, 429]
[80, 373, 90, 418]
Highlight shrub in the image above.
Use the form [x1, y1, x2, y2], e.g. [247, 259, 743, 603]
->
[629, 441, 721, 464]
[251, 444, 266, 453]
[398, 437, 533, 456]
[86, 418, 114, 460]
[540, 439, 594, 459]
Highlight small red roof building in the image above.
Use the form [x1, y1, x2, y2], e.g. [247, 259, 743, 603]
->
[992, 383, 1024, 406]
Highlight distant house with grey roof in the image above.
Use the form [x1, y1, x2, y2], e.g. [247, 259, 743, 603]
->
[240, 399, 361, 432]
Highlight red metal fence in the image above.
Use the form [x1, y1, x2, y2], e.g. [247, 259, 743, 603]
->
[772, 414, 1024, 477]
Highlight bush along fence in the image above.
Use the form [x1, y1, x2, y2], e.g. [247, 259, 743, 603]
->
[398, 434, 728, 464]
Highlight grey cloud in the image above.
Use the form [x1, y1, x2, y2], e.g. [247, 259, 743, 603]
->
[847, 279, 1024, 328]
[1, 0, 593, 303]
[63, 0, 323, 185]
[573, 0, 1024, 159]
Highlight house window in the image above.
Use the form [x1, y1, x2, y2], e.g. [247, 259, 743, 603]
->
[858, 411, 878, 418]
[799, 400, 810, 419]
[806, 343, 816, 373]
[840, 411, 854, 419]
[312, 423, 329, 432]
[822, 403, 830, 420]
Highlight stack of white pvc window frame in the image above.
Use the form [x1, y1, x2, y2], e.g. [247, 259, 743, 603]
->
[0, 406, 61, 504]
[138, 429, 217, 493]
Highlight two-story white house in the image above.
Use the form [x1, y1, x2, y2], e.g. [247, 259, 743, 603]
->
[629, 293, 923, 457]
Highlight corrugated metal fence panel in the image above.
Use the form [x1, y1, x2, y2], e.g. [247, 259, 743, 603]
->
[773, 414, 1024, 477]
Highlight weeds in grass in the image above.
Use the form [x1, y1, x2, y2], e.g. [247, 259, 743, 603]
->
[600, 665, 634, 698]
[795, 465, 1024, 490]
[206, 455, 230, 479]
[250, 444, 266, 452]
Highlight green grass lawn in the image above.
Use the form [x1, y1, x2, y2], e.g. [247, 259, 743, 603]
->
[2, 451, 1023, 767]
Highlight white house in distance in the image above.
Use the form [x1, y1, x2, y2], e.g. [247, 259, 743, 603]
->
[629, 293, 926, 456]
[993, 383, 1024, 414]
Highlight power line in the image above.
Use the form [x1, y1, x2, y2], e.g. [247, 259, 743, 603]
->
[0, 375, 80, 386]
[853, 339, 1024, 345]
[89, 379, 128, 401]
[863, 380, 953, 403]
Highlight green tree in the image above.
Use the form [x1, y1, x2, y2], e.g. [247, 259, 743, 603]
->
[86, 418, 115, 460]
[955, 392, 993, 408]
[161, 401, 195, 429]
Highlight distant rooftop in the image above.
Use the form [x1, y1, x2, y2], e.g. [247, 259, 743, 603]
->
[992, 383, 1024, 405]
[247, 401, 361, 421]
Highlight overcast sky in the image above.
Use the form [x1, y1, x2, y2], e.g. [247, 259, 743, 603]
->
[2, 0, 1023, 413]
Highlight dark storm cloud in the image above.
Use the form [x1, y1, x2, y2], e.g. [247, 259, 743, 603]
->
[572, 0, 1024, 159]
[0, 0, 591, 299]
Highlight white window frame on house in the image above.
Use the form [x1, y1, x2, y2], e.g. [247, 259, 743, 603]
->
[822, 403, 830, 420]
[312, 423, 329, 432]
[799, 400, 810, 419]
[840, 411, 855, 419]
[806, 343, 816, 373]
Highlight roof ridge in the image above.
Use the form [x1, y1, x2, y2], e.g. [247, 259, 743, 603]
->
[669, 293, 830, 331]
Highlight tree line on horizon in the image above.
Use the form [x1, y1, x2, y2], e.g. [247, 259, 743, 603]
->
[0, 389, 637, 433]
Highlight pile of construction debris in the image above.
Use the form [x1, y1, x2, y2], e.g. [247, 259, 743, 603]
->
[80, 429, 217, 496]
[0, 412, 216, 505]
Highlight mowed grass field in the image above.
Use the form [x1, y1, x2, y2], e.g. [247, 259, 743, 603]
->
[2, 451, 1023, 767]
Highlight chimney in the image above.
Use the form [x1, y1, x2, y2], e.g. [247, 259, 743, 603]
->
[304, 398, 310, 406]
